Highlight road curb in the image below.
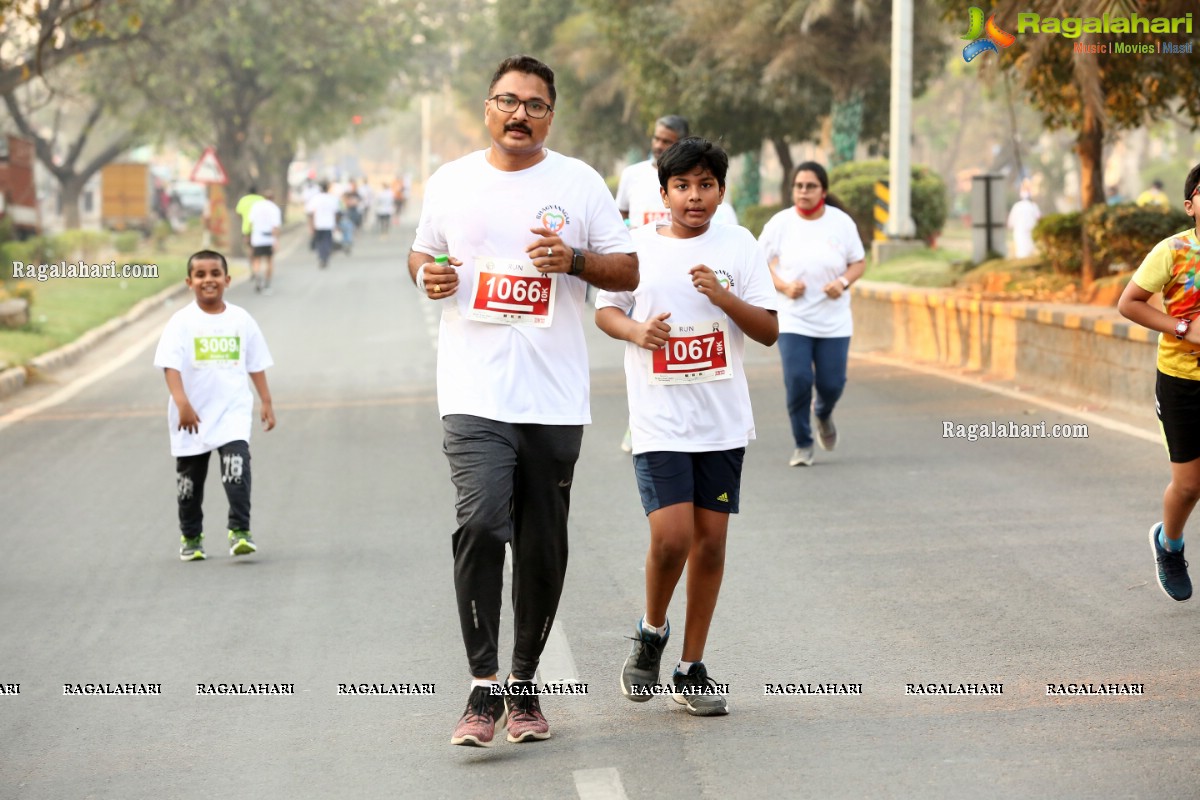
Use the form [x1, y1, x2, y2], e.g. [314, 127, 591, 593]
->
[0, 279, 192, 402]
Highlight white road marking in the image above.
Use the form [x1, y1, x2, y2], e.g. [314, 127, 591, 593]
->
[574, 768, 630, 800]
[852, 351, 1160, 445]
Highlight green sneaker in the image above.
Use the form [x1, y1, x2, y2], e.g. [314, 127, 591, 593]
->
[228, 529, 257, 556]
[180, 534, 206, 561]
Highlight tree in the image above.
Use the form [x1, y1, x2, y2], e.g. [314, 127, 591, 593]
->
[937, 0, 1200, 285]
[115, 0, 422, 254]
[0, 0, 196, 95]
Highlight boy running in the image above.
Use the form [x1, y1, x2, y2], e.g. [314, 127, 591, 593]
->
[154, 250, 276, 561]
[596, 137, 778, 715]
[1118, 161, 1200, 602]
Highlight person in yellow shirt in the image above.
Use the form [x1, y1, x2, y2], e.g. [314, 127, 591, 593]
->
[1136, 180, 1170, 209]
[1118, 163, 1200, 604]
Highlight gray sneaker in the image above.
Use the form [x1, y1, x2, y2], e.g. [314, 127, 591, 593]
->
[788, 446, 814, 467]
[671, 662, 729, 716]
[620, 619, 669, 701]
[816, 415, 838, 451]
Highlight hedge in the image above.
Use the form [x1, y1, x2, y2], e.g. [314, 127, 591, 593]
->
[1032, 203, 1193, 275]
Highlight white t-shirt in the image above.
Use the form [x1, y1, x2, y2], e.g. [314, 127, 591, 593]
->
[374, 187, 395, 216]
[305, 192, 339, 230]
[615, 159, 670, 229]
[713, 201, 738, 226]
[412, 149, 633, 424]
[153, 302, 273, 456]
[1007, 199, 1041, 258]
[248, 199, 282, 246]
[757, 205, 865, 338]
[596, 223, 777, 454]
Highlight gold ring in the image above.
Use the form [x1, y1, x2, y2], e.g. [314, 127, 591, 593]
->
[433, 283, 440, 292]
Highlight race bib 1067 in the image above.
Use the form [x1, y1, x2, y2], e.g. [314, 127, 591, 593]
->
[650, 320, 731, 385]
[468, 257, 556, 328]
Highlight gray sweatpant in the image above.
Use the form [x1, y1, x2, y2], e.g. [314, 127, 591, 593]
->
[442, 414, 584, 679]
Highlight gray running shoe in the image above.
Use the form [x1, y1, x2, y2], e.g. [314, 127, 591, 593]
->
[816, 415, 838, 451]
[671, 662, 729, 716]
[621, 619, 669, 701]
[179, 534, 206, 561]
[788, 446, 814, 467]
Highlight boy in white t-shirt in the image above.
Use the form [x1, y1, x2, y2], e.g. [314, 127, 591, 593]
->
[154, 250, 276, 561]
[596, 138, 778, 716]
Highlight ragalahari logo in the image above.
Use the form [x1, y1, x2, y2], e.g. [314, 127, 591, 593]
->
[962, 7, 1016, 62]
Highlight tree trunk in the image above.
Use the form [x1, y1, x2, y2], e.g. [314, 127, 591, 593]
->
[60, 177, 87, 229]
[771, 137, 793, 209]
[1075, 102, 1105, 286]
[217, 128, 248, 258]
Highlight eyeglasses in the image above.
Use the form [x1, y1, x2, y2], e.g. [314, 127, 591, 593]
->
[488, 94, 553, 119]
[794, 182, 822, 192]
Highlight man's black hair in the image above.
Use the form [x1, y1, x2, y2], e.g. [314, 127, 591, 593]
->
[657, 137, 729, 190]
[187, 249, 228, 277]
[1184, 163, 1200, 203]
[489, 55, 556, 106]
[656, 115, 690, 138]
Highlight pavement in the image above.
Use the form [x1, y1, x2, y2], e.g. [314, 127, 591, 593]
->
[1, 215, 1197, 799]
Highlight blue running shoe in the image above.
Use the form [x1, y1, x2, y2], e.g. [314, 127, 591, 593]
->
[1150, 522, 1191, 601]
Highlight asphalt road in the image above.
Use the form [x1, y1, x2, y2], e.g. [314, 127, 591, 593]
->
[1, 218, 1197, 799]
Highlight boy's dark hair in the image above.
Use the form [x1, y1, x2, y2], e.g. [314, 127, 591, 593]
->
[793, 161, 847, 212]
[248, 185, 259, 195]
[489, 55, 556, 106]
[1184, 163, 1200, 203]
[657, 137, 729, 190]
[187, 249, 228, 277]
[656, 115, 689, 138]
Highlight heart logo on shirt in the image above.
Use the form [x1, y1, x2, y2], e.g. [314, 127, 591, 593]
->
[542, 212, 565, 234]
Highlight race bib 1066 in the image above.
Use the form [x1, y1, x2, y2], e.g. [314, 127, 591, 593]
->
[193, 336, 241, 363]
[468, 257, 557, 327]
[650, 320, 731, 385]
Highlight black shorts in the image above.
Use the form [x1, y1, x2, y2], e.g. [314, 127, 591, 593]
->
[632, 448, 745, 515]
[1156, 370, 1200, 463]
[252, 244, 274, 257]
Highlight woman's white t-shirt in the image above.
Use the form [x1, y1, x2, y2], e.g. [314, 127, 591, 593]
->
[757, 205, 865, 338]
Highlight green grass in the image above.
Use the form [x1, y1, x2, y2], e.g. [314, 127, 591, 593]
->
[865, 247, 967, 288]
[0, 254, 188, 367]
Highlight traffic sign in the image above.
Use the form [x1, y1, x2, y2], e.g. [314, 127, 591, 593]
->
[190, 147, 228, 185]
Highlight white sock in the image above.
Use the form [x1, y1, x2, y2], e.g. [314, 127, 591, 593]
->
[677, 660, 695, 674]
[471, 678, 500, 690]
[640, 616, 667, 636]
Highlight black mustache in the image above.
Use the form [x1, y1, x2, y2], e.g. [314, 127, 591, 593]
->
[505, 123, 532, 135]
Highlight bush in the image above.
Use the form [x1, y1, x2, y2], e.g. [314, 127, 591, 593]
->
[740, 203, 786, 238]
[114, 231, 140, 254]
[1032, 212, 1083, 275]
[3, 235, 64, 267]
[152, 220, 173, 248]
[829, 160, 948, 247]
[1033, 204, 1192, 276]
[56, 229, 111, 261]
[1083, 203, 1192, 271]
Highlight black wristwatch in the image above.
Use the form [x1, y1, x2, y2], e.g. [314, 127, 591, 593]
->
[570, 249, 586, 276]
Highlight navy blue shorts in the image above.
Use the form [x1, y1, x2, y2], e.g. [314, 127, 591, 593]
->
[632, 448, 745, 516]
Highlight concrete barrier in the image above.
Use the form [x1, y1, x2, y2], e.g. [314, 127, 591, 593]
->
[851, 281, 1158, 415]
